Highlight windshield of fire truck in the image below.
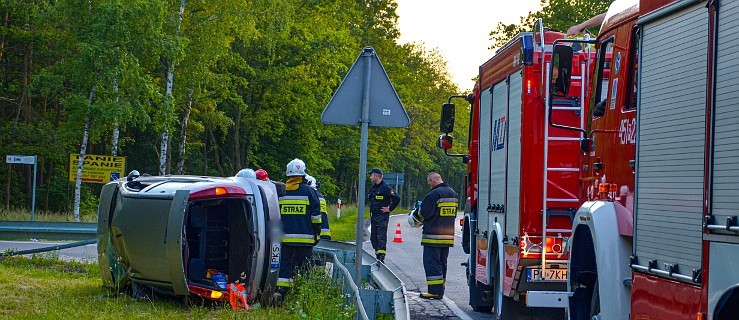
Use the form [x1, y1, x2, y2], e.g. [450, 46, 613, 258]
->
[592, 37, 614, 118]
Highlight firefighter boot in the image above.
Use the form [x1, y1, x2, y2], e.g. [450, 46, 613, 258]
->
[420, 292, 443, 300]
[376, 253, 385, 263]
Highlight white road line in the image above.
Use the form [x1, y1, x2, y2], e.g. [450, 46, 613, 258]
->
[442, 296, 474, 320]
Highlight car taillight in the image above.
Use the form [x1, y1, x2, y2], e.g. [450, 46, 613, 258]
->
[187, 284, 228, 300]
[190, 186, 246, 200]
[459, 217, 465, 227]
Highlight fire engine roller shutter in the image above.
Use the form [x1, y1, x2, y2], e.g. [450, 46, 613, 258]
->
[505, 71, 522, 238]
[635, 3, 707, 281]
[712, 0, 739, 237]
[478, 86, 493, 232]
[490, 80, 508, 229]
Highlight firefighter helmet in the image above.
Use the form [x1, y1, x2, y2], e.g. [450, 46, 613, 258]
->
[305, 175, 317, 190]
[255, 169, 269, 181]
[407, 201, 423, 228]
[236, 168, 256, 179]
[286, 158, 306, 177]
[127, 170, 140, 182]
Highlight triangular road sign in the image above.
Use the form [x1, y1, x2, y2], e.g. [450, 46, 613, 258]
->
[321, 47, 410, 127]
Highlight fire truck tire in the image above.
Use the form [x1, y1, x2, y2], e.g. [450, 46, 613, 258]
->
[462, 215, 471, 254]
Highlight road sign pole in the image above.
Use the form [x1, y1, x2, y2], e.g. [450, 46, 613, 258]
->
[355, 47, 373, 288]
[31, 156, 37, 221]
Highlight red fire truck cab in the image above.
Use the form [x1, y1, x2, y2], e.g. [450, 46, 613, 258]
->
[439, 23, 590, 318]
[551, 0, 739, 319]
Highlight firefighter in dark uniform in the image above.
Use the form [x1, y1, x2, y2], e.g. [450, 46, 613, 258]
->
[306, 175, 331, 240]
[275, 159, 322, 301]
[367, 168, 400, 262]
[412, 172, 458, 299]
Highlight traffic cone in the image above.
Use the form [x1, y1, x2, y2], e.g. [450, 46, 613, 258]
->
[393, 222, 403, 243]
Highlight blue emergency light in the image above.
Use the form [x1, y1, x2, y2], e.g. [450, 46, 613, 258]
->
[521, 34, 534, 66]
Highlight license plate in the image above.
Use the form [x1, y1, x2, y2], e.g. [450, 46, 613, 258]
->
[526, 268, 568, 282]
[270, 243, 281, 268]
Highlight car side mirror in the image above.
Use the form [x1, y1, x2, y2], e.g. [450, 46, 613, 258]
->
[440, 103, 455, 133]
[437, 134, 453, 150]
[550, 45, 573, 96]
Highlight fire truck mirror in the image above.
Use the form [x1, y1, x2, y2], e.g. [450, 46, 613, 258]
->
[580, 138, 591, 153]
[550, 45, 573, 96]
[437, 134, 453, 150]
[440, 103, 455, 133]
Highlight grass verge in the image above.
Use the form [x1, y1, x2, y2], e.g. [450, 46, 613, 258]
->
[325, 204, 409, 242]
[0, 207, 97, 222]
[0, 253, 354, 319]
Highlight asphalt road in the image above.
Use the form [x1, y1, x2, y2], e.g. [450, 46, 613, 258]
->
[362, 214, 489, 320]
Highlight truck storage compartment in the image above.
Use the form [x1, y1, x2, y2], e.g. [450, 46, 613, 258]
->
[185, 198, 253, 290]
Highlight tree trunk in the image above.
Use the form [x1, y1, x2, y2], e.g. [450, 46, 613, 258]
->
[45, 161, 53, 212]
[0, 12, 9, 64]
[111, 74, 119, 156]
[5, 101, 21, 210]
[73, 85, 96, 222]
[176, 92, 193, 175]
[208, 127, 224, 176]
[159, 0, 187, 176]
[203, 128, 208, 175]
[233, 105, 242, 171]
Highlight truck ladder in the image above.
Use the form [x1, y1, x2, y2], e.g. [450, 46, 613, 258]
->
[540, 61, 586, 277]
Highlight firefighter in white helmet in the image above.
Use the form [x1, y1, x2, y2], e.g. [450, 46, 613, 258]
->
[275, 158, 322, 302]
[235, 168, 256, 179]
[305, 175, 331, 241]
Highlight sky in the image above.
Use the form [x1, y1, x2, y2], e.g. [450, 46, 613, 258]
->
[395, 0, 543, 92]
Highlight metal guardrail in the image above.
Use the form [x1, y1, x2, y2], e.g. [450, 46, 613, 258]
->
[315, 240, 410, 320]
[0, 221, 96, 240]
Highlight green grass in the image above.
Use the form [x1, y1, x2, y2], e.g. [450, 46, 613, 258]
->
[0, 254, 354, 319]
[0, 207, 97, 222]
[325, 204, 409, 242]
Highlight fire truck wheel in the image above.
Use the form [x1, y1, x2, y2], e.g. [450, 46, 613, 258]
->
[589, 279, 601, 319]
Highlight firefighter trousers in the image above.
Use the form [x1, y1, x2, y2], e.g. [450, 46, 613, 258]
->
[423, 246, 449, 296]
[276, 245, 313, 295]
[370, 212, 389, 256]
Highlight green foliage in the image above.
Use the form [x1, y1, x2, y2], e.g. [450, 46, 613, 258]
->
[489, 0, 614, 50]
[0, 0, 468, 213]
[286, 268, 355, 319]
[0, 255, 351, 319]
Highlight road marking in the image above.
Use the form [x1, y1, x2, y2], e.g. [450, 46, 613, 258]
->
[442, 296, 474, 320]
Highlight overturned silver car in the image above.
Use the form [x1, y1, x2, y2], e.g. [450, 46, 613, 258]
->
[97, 173, 283, 302]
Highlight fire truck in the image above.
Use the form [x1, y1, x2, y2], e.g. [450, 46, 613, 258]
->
[438, 23, 590, 317]
[549, 0, 739, 319]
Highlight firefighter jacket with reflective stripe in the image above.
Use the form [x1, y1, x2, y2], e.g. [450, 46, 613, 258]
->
[279, 179, 321, 246]
[368, 180, 400, 215]
[317, 190, 331, 239]
[419, 183, 458, 247]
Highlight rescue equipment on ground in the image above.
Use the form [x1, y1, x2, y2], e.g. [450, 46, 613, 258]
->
[229, 283, 250, 310]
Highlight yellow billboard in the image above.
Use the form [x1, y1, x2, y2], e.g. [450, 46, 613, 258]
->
[69, 154, 126, 183]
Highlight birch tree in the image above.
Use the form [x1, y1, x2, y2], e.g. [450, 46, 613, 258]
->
[158, 0, 186, 176]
